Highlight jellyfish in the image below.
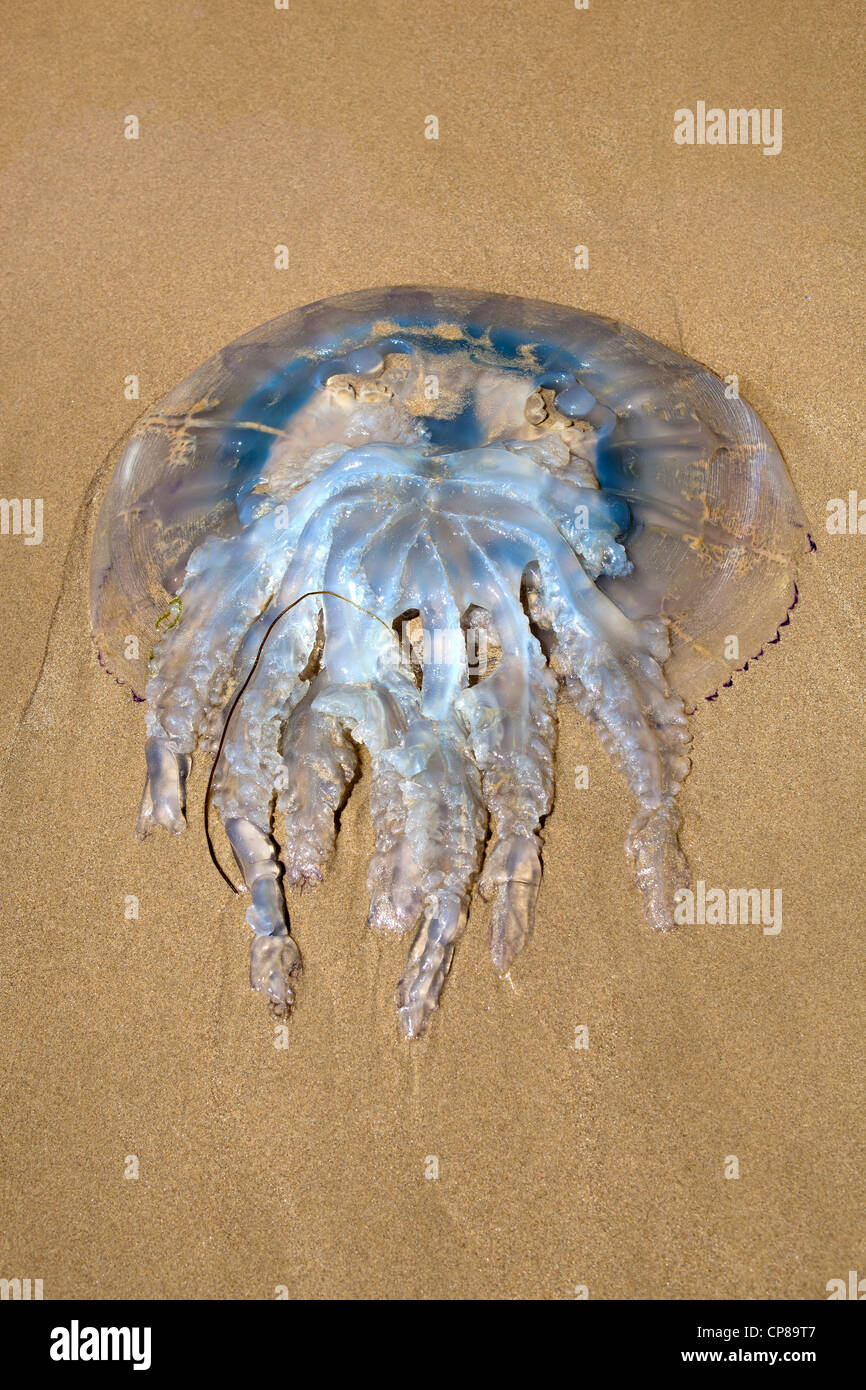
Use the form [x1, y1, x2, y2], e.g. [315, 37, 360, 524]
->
[90, 288, 810, 1036]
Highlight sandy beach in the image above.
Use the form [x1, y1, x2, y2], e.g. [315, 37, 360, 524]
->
[1, 1, 863, 1299]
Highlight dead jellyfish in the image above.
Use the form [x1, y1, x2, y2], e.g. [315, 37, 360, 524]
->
[90, 287, 811, 1038]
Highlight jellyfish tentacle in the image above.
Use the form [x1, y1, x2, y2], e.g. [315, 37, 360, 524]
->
[437, 516, 557, 972]
[441, 449, 632, 578]
[467, 636, 557, 974]
[455, 501, 690, 931]
[214, 495, 393, 831]
[366, 756, 424, 935]
[136, 740, 190, 838]
[224, 816, 301, 1015]
[215, 498, 402, 1005]
[276, 690, 359, 888]
[312, 508, 489, 1034]
[530, 550, 691, 932]
[213, 595, 321, 830]
[389, 720, 487, 1038]
[308, 510, 430, 939]
[138, 510, 298, 836]
[312, 670, 486, 1031]
[396, 894, 467, 1040]
[356, 531, 470, 938]
[397, 530, 469, 721]
[142, 458, 421, 806]
[471, 655, 556, 971]
[360, 504, 427, 595]
[211, 598, 321, 1003]
[347, 508, 454, 938]
[325, 504, 488, 1026]
[460, 503, 682, 780]
[312, 678, 424, 936]
[386, 535, 489, 1032]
